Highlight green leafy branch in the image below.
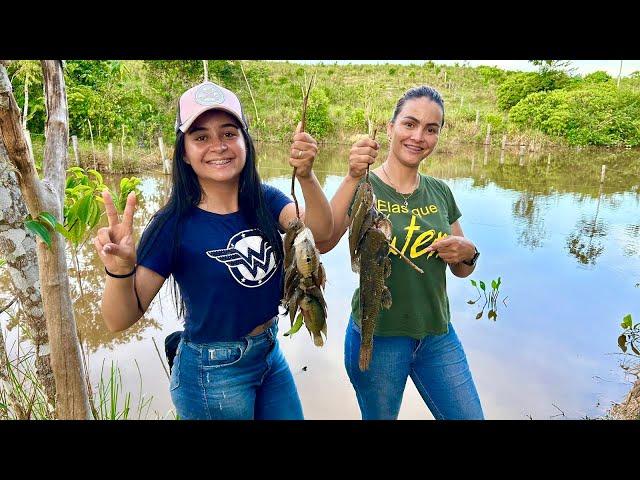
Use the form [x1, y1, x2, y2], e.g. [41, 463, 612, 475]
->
[468, 277, 507, 321]
[23, 167, 141, 297]
[111, 176, 142, 214]
[618, 314, 640, 356]
[24, 212, 60, 248]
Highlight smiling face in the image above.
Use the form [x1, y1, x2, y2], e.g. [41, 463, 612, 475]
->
[183, 109, 247, 185]
[387, 97, 443, 168]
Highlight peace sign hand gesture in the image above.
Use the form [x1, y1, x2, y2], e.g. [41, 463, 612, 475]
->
[93, 190, 138, 274]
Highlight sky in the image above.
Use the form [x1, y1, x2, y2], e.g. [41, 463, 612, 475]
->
[287, 60, 640, 78]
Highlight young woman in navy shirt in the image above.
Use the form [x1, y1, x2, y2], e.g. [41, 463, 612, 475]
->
[94, 81, 333, 419]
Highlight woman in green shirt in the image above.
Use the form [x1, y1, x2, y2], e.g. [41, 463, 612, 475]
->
[317, 86, 484, 419]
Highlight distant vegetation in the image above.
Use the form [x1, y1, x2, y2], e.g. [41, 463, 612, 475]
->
[7, 60, 640, 150]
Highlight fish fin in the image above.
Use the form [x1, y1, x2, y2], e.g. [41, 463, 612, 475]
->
[381, 287, 392, 309]
[284, 313, 304, 337]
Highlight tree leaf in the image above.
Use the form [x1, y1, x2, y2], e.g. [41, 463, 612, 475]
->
[618, 334, 627, 353]
[475, 311, 483, 320]
[621, 314, 633, 329]
[24, 220, 51, 248]
[37, 211, 58, 230]
[470, 279, 477, 287]
[467, 300, 477, 305]
[88, 169, 103, 186]
[491, 279, 497, 290]
[631, 342, 640, 356]
[76, 195, 92, 225]
[89, 200, 102, 228]
[55, 223, 73, 241]
[479, 281, 486, 291]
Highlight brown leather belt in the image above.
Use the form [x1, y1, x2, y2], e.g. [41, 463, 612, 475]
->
[247, 317, 276, 336]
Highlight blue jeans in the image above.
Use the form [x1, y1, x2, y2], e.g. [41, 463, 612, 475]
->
[345, 315, 484, 420]
[170, 320, 304, 420]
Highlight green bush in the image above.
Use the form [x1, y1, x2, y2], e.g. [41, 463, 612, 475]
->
[293, 88, 332, 140]
[497, 71, 572, 111]
[475, 66, 507, 85]
[509, 84, 640, 146]
[497, 73, 542, 110]
[583, 71, 613, 83]
[345, 107, 366, 131]
[485, 113, 506, 134]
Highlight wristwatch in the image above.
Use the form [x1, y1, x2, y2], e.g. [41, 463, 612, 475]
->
[462, 247, 480, 266]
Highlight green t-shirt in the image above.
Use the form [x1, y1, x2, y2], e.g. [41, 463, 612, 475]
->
[350, 172, 462, 339]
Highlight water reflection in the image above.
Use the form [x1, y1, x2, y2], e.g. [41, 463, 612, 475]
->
[565, 185, 608, 266]
[513, 191, 548, 251]
[1, 142, 639, 419]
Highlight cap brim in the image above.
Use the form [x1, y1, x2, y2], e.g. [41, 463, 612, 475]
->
[178, 105, 247, 133]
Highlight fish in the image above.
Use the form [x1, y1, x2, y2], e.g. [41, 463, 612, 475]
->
[357, 217, 393, 371]
[281, 221, 328, 346]
[348, 181, 374, 272]
[348, 178, 394, 371]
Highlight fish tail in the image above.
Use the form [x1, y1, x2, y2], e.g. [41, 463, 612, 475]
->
[359, 345, 372, 371]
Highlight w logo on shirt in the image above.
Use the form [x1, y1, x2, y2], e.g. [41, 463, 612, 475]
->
[206, 229, 278, 288]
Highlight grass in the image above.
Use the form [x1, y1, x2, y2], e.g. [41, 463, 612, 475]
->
[1, 323, 165, 420]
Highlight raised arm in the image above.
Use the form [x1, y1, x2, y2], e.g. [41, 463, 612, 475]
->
[93, 190, 165, 332]
[279, 123, 333, 241]
[316, 137, 379, 253]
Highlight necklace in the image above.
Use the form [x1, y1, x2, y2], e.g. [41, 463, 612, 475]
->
[381, 163, 420, 207]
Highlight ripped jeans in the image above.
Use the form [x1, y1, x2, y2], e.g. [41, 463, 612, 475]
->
[170, 320, 304, 420]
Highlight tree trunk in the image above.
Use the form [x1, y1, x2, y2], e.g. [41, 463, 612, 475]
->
[22, 72, 29, 130]
[0, 140, 56, 408]
[0, 60, 90, 419]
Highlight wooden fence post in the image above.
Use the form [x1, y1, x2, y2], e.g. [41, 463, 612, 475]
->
[484, 124, 492, 145]
[158, 136, 170, 175]
[87, 119, 96, 170]
[71, 135, 80, 166]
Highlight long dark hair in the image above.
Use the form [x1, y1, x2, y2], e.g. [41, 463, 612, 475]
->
[137, 127, 284, 319]
[391, 85, 446, 126]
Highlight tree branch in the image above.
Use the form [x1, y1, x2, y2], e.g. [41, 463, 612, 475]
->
[40, 60, 68, 207]
[0, 63, 44, 214]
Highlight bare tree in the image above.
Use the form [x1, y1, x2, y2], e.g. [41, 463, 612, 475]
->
[0, 140, 56, 409]
[0, 60, 90, 419]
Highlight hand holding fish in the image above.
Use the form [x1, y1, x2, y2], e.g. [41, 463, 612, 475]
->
[348, 137, 379, 179]
[425, 236, 476, 264]
[289, 122, 319, 179]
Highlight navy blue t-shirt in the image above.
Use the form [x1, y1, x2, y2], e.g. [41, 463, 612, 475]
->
[138, 184, 292, 342]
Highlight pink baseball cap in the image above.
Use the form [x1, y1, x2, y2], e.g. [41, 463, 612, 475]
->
[176, 81, 247, 133]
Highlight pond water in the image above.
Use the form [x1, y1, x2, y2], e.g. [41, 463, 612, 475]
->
[2, 142, 639, 419]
